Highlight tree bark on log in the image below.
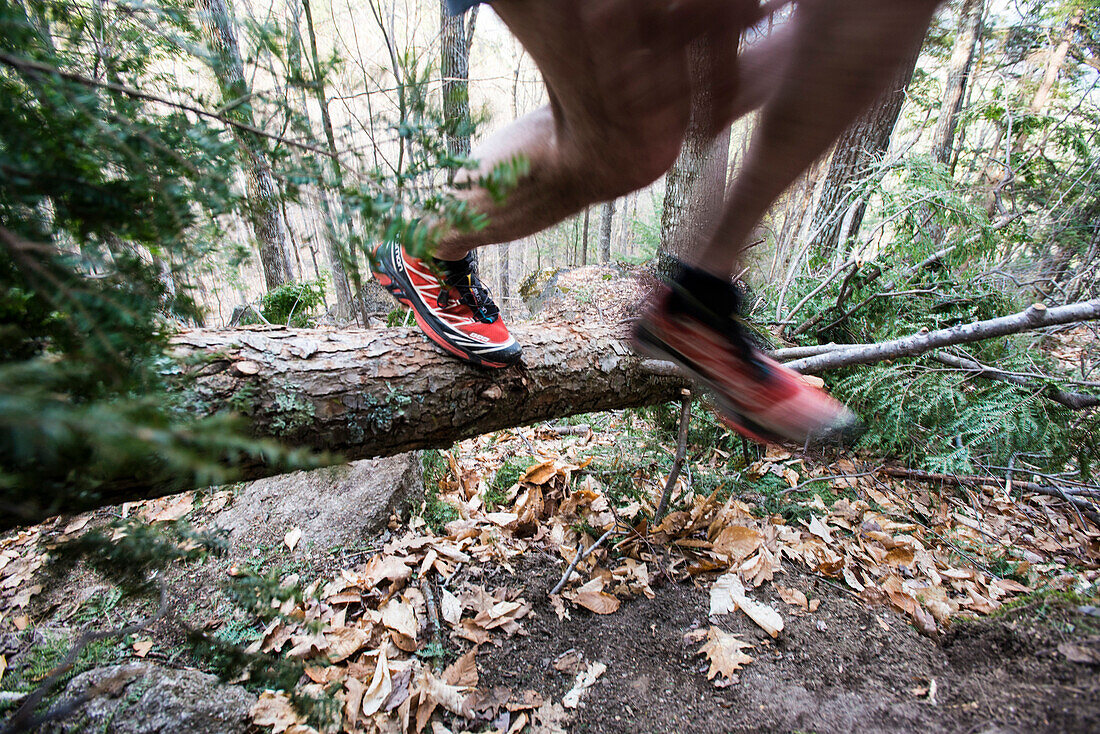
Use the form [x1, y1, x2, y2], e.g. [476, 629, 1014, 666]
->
[174, 323, 687, 466]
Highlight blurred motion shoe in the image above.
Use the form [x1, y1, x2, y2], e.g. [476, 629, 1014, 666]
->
[633, 263, 862, 448]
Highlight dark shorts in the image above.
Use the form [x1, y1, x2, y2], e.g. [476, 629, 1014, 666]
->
[445, 0, 483, 15]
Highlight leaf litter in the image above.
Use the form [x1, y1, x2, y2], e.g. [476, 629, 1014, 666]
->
[1, 415, 1098, 732]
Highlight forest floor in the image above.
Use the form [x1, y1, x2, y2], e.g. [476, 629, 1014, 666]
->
[2, 411, 1099, 734]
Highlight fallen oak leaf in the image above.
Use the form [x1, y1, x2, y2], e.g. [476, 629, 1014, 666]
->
[442, 647, 479, 687]
[361, 642, 394, 717]
[251, 691, 302, 734]
[698, 626, 753, 685]
[325, 626, 370, 663]
[381, 597, 419, 639]
[775, 586, 809, 612]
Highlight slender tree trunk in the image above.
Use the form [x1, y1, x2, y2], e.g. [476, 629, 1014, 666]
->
[581, 208, 589, 266]
[658, 41, 733, 280]
[982, 8, 1084, 215]
[931, 0, 983, 168]
[440, 2, 476, 159]
[807, 45, 920, 254]
[198, 0, 294, 291]
[301, 0, 356, 320]
[598, 200, 615, 264]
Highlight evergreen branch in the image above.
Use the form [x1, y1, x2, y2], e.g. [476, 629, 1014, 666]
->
[0, 51, 335, 161]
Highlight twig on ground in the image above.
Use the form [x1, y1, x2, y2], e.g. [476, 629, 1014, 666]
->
[786, 300, 1100, 374]
[780, 464, 885, 496]
[550, 525, 621, 596]
[1, 584, 170, 734]
[655, 390, 692, 522]
[420, 574, 444, 672]
[882, 467, 1100, 528]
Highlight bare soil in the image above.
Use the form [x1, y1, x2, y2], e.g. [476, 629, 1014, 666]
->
[471, 555, 1100, 734]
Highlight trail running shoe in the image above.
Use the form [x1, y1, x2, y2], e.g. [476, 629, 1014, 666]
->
[373, 241, 521, 368]
[632, 263, 862, 449]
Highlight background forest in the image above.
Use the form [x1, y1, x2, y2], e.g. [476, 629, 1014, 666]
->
[4, 0, 1100, 506]
[2, 0, 1100, 731]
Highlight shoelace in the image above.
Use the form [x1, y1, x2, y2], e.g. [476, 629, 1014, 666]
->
[437, 267, 499, 323]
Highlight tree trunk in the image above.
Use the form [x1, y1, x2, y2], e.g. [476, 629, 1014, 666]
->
[198, 0, 294, 292]
[499, 241, 510, 304]
[658, 39, 733, 281]
[931, 0, 983, 168]
[598, 200, 615, 264]
[301, 0, 356, 320]
[807, 45, 920, 254]
[440, 2, 476, 159]
[581, 208, 589, 266]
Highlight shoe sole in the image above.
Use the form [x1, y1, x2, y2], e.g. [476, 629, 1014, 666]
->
[373, 243, 517, 369]
[633, 322, 862, 449]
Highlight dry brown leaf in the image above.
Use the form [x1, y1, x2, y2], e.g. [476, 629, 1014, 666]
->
[361, 554, 413, 587]
[1058, 641, 1100, 665]
[284, 527, 302, 552]
[552, 649, 583, 675]
[572, 589, 620, 615]
[326, 626, 369, 663]
[698, 626, 753, 684]
[709, 573, 783, 637]
[131, 639, 154, 658]
[808, 515, 833, 543]
[506, 689, 545, 712]
[361, 643, 393, 717]
[440, 588, 462, 626]
[507, 712, 529, 734]
[519, 460, 558, 485]
[381, 598, 419, 639]
[144, 494, 194, 523]
[775, 586, 809, 611]
[530, 701, 571, 734]
[561, 661, 607, 708]
[344, 677, 366, 729]
[63, 516, 91, 534]
[442, 647, 479, 687]
[251, 691, 302, 734]
[569, 577, 620, 615]
[912, 604, 938, 637]
[453, 620, 491, 645]
[711, 526, 763, 562]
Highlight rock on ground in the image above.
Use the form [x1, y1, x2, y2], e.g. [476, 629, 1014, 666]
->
[45, 662, 255, 734]
[212, 452, 423, 554]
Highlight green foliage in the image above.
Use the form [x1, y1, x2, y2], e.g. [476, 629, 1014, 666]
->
[0, 0, 316, 524]
[0, 633, 124, 714]
[260, 279, 327, 327]
[420, 448, 459, 533]
[492, 457, 535, 493]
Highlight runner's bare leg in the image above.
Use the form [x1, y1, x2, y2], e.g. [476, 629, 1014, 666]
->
[689, 0, 942, 277]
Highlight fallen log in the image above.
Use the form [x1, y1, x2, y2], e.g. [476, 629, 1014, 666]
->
[174, 323, 686, 467]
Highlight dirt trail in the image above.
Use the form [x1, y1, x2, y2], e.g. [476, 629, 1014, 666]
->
[474, 556, 1099, 734]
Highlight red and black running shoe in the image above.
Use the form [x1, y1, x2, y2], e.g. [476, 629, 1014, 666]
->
[632, 263, 862, 449]
[373, 241, 521, 368]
